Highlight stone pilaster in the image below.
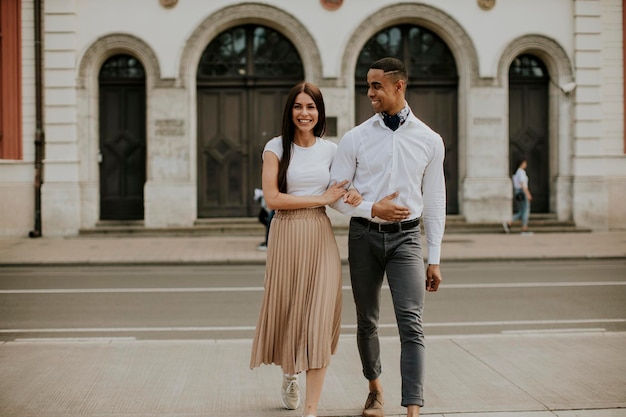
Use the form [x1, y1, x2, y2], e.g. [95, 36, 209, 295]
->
[462, 86, 512, 222]
[144, 87, 196, 227]
[41, 0, 81, 236]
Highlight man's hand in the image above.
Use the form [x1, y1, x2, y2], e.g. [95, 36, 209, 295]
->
[344, 188, 363, 206]
[371, 191, 410, 222]
[426, 264, 442, 292]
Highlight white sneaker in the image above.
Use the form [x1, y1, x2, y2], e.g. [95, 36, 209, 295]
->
[521, 231, 534, 236]
[281, 374, 300, 410]
[502, 221, 511, 234]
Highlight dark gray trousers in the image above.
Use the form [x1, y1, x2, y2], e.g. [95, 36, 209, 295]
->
[348, 218, 426, 407]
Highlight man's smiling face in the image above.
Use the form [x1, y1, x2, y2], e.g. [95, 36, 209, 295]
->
[366, 68, 404, 115]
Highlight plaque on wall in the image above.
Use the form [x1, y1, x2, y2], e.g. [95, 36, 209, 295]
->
[320, 0, 343, 11]
[155, 119, 185, 136]
[477, 0, 496, 11]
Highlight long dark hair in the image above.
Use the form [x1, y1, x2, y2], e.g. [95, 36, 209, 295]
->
[277, 82, 326, 193]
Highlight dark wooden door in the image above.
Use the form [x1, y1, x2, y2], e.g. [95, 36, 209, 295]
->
[196, 25, 303, 218]
[98, 55, 146, 221]
[197, 89, 247, 217]
[250, 88, 291, 198]
[197, 88, 289, 217]
[407, 88, 458, 214]
[355, 25, 459, 214]
[509, 55, 550, 213]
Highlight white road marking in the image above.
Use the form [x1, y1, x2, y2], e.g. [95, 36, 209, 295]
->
[1, 281, 625, 294]
[0, 287, 266, 294]
[442, 281, 626, 289]
[1, 318, 624, 334]
[501, 328, 607, 334]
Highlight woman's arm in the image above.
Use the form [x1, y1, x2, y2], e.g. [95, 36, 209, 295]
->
[523, 184, 533, 201]
[262, 151, 348, 210]
[521, 171, 532, 201]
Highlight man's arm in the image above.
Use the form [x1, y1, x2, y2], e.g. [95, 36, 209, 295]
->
[329, 133, 373, 218]
[422, 135, 447, 266]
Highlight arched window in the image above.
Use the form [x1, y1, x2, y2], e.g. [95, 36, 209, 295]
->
[509, 54, 549, 81]
[198, 25, 303, 83]
[99, 54, 146, 81]
[356, 25, 457, 81]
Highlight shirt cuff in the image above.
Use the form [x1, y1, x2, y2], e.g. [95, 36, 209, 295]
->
[427, 245, 441, 265]
[354, 201, 374, 219]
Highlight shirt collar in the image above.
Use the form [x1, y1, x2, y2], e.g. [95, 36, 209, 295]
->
[381, 103, 410, 122]
[376, 103, 413, 128]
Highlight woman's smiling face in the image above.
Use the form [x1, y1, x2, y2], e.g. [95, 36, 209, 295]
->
[292, 92, 318, 133]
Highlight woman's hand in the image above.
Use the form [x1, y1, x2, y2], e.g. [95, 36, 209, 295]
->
[322, 180, 349, 205]
[524, 188, 533, 201]
[343, 188, 363, 206]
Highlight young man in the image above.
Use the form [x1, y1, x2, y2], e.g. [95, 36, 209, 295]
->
[330, 57, 446, 417]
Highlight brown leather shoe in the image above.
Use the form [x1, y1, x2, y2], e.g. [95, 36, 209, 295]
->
[362, 390, 384, 417]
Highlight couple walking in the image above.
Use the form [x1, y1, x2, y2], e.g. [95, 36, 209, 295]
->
[249, 57, 447, 417]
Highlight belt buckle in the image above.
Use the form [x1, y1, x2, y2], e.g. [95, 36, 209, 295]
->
[379, 222, 400, 232]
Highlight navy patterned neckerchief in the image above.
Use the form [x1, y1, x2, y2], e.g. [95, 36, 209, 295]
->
[381, 105, 410, 131]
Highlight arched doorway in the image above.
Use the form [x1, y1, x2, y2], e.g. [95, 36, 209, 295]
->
[98, 54, 146, 220]
[355, 25, 459, 214]
[196, 25, 304, 217]
[509, 54, 549, 213]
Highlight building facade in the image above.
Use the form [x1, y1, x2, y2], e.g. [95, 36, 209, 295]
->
[2, 0, 625, 236]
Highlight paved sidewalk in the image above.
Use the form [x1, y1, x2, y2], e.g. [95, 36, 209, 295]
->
[0, 231, 625, 417]
[0, 231, 625, 266]
[1, 333, 625, 417]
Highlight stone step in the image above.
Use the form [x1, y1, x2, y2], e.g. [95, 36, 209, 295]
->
[442, 214, 589, 234]
[80, 214, 590, 237]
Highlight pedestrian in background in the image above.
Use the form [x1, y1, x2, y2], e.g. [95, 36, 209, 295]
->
[330, 57, 446, 417]
[503, 157, 533, 235]
[250, 82, 361, 417]
[253, 188, 274, 251]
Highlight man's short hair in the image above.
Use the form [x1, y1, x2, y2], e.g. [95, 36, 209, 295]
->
[370, 57, 408, 82]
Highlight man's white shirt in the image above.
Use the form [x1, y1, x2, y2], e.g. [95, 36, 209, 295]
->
[329, 109, 446, 264]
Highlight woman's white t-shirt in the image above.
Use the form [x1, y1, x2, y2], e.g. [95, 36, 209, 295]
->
[512, 167, 528, 190]
[263, 136, 337, 197]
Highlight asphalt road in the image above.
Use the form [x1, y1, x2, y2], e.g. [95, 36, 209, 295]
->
[1, 260, 625, 341]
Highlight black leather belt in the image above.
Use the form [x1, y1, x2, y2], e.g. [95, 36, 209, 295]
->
[353, 217, 420, 232]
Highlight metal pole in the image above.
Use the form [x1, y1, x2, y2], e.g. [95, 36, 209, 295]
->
[29, 0, 44, 238]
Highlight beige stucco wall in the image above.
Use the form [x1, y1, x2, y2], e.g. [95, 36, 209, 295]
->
[2, 0, 624, 236]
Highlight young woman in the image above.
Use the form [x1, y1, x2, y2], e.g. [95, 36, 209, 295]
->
[503, 158, 533, 235]
[250, 82, 360, 417]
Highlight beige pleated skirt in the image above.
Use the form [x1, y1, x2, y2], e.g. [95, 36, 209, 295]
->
[250, 206, 342, 375]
